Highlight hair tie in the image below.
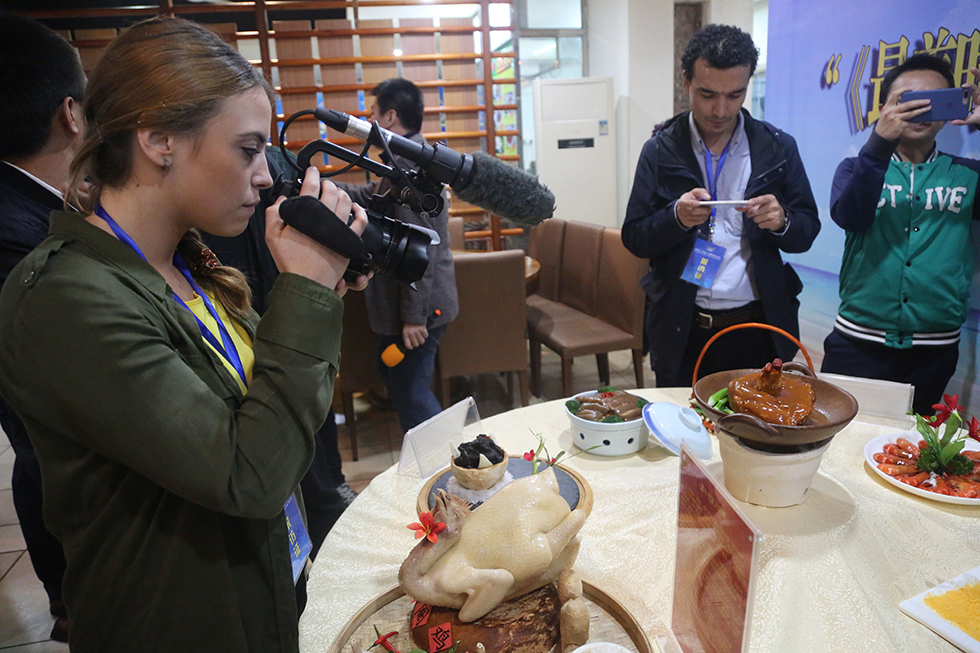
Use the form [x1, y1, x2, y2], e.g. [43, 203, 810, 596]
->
[190, 246, 221, 276]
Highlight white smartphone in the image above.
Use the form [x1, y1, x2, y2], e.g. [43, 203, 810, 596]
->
[696, 200, 750, 207]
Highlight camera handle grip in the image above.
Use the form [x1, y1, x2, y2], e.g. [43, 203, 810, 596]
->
[279, 195, 367, 261]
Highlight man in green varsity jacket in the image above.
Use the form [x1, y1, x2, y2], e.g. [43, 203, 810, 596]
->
[821, 54, 980, 414]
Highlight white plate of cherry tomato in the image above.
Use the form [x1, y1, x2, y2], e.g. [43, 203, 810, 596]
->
[863, 433, 980, 506]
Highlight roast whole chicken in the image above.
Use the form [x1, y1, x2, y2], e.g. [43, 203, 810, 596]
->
[399, 467, 586, 623]
[727, 358, 815, 426]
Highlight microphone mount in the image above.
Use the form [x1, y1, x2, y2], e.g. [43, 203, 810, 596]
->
[277, 109, 447, 219]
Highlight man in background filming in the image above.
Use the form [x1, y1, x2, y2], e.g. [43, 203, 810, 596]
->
[336, 78, 458, 433]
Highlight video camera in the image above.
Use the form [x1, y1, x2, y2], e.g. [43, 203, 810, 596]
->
[272, 110, 443, 287]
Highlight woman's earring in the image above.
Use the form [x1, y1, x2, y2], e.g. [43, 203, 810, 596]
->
[161, 157, 172, 171]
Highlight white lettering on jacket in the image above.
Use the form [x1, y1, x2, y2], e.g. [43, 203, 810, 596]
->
[924, 186, 967, 213]
[878, 183, 903, 208]
[878, 184, 967, 213]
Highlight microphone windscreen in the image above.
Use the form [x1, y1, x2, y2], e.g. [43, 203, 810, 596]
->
[381, 343, 405, 367]
[454, 151, 555, 226]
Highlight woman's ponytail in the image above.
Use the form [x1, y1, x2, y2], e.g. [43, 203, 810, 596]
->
[177, 230, 252, 320]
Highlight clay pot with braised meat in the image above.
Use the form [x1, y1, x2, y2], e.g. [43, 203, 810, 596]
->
[727, 358, 815, 426]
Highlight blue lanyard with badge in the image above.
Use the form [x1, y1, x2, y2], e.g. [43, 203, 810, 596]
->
[680, 134, 734, 289]
[95, 205, 313, 583]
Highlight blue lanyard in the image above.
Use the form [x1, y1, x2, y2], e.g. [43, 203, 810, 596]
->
[702, 130, 736, 228]
[94, 206, 248, 388]
[704, 126, 737, 240]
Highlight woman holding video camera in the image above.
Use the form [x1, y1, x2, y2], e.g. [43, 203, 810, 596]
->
[0, 16, 367, 652]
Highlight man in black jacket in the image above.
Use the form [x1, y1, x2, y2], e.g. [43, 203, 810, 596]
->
[622, 24, 820, 388]
[0, 11, 85, 642]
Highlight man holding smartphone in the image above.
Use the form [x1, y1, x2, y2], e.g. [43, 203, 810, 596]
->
[622, 24, 820, 388]
[821, 55, 980, 414]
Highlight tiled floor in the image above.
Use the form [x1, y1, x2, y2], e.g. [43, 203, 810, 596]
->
[0, 347, 646, 649]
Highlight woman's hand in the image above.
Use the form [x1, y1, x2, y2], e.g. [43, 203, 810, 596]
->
[265, 166, 370, 294]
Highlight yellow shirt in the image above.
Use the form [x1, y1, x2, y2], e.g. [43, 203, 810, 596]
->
[186, 293, 254, 393]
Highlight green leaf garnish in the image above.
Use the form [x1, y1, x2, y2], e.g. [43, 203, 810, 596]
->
[602, 415, 625, 423]
[597, 386, 616, 393]
[565, 399, 581, 413]
[913, 412, 975, 476]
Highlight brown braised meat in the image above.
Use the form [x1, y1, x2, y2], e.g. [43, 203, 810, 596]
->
[727, 359, 815, 426]
[575, 390, 643, 422]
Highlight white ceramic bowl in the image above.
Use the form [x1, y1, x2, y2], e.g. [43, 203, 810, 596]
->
[565, 391, 649, 456]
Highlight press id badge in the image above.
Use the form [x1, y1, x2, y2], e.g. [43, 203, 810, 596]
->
[681, 238, 726, 289]
[284, 494, 312, 584]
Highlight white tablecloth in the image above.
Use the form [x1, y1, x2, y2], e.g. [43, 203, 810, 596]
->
[300, 388, 979, 652]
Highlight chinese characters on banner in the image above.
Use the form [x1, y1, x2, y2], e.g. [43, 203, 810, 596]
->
[828, 27, 980, 131]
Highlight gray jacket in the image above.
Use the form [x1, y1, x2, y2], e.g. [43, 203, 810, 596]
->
[336, 131, 458, 335]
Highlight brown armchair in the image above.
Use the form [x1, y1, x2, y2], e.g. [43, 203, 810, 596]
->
[436, 249, 530, 408]
[527, 221, 646, 397]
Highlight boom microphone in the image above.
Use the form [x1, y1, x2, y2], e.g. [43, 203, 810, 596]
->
[315, 108, 555, 225]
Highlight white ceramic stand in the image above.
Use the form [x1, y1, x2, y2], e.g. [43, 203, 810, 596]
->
[715, 429, 832, 507]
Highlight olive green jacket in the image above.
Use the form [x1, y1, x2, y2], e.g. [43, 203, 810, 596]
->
[0, 212, 343, 652]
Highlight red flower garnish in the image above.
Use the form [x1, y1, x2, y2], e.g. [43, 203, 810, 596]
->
[523, 450, 536, 461]
[968, 417, 980, 443]
[407, 511, 446, 544]
[600, 391, 615, 398]
[548, 457, 558, 465]
[929, 394, 963, 428]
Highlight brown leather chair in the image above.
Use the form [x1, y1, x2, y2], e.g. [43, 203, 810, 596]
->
[437, 249, 530, 408]
[592, 227, 646, 388]
[336, 290, 381, 461]
[527, 217, 566, 301]
[527, 224, 646, 397]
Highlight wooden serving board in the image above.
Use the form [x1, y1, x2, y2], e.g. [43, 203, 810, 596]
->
[327, 582, 652, 653]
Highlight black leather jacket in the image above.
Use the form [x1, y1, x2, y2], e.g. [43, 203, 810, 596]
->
[622, 109, 820, 382]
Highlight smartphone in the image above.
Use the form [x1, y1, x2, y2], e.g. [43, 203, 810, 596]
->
[901, 87, 971, 123]
[697, 200, 750, 207]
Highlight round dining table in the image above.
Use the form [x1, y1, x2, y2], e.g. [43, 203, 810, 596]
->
[299, 387, 979, 653]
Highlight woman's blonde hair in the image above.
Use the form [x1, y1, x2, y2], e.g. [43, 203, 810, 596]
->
[68, 16, 276, 318]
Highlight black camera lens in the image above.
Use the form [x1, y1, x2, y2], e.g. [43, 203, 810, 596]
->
[344, 213, 431, 285]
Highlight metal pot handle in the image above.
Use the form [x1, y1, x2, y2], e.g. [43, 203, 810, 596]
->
[717, 413, 782, 441]
[691, 322, 814, 389]
[780, 361, 816, 377]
